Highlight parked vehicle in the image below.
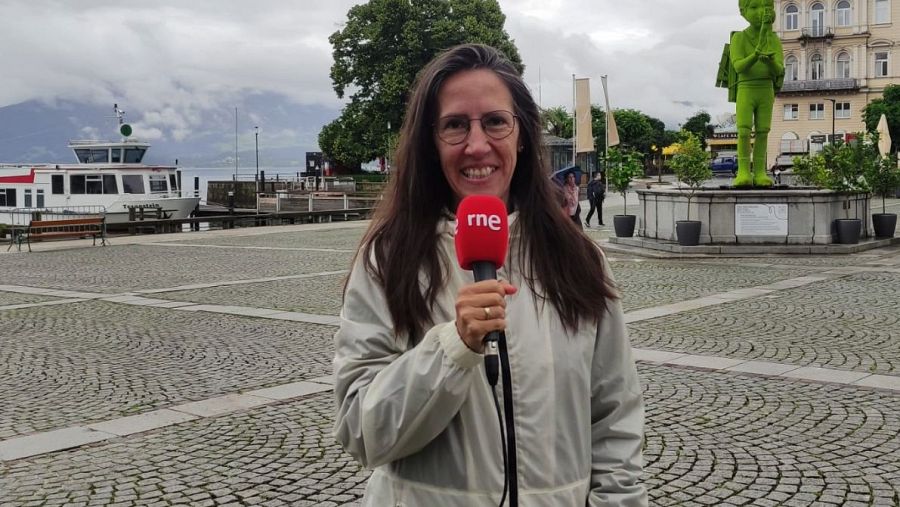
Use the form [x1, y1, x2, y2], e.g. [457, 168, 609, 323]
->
[710, 155, 737, 176]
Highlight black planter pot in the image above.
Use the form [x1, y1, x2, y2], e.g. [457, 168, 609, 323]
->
[834, 218, 861, 244]
[676, 220, 701, 246]
[872, 213, 897, 238]
[613, 215, 636, 238]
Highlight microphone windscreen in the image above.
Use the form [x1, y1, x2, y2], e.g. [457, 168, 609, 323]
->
[454, 195, 509, 270]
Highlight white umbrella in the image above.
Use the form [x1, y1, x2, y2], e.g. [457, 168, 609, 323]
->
[876, 113, 892, 156]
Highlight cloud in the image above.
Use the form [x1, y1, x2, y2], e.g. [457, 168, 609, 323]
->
[0, 0, 746, 150]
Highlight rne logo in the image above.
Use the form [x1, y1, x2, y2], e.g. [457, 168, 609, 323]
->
[466, 213, 502, 231]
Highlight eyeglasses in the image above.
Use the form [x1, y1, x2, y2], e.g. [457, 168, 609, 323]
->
[434, 110, 518, 145]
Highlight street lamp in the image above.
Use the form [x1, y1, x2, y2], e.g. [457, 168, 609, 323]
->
[826, 99, 836, 145]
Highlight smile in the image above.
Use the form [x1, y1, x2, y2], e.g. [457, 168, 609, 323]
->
[462, 167, 497, 180]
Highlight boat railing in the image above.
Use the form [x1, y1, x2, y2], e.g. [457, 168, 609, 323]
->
[8, 206, 107, 226]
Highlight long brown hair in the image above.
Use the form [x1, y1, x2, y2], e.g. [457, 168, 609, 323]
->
[349, 44, 615, 345]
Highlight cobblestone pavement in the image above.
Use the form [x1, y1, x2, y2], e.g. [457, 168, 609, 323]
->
[609, 260, 818, 312]
[0, 292, 60, 306]
[0, 245, 353, 292]
[156, 274, 346, 316]
[1, 224, 898, 506]
[0, 301, 335, 439]
[629, 271, 900, 375]
[170, 227, 367, 252]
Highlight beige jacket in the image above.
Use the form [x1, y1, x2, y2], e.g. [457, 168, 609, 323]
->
[333, 215, 647, 506]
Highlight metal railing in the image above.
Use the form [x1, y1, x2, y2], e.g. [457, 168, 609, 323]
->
[800, 26, 834, 39]
[6, 206, 106, 226]
[779, 78, 858, 93]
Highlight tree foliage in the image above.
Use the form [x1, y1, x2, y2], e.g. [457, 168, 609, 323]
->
[605, 147, 643, 215]
[320, 0, 522, 168]
[682, 111, 713, 149]
[669, 132, 711, 220]
[862, 84, 900, 154]
[541, 106, 572, 139]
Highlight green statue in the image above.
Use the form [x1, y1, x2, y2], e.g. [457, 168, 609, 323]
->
[716, 0, 784, 187]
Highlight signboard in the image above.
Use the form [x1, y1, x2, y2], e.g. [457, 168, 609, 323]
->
[735, 204, 788, 236]
[810, 135, 826, 143]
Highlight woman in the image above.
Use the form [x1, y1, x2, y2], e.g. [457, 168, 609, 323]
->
[563, 171, 583, 228]
[333, 44, 646, 506]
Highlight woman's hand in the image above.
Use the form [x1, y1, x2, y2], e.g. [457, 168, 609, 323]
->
[455, 280, 518, 353]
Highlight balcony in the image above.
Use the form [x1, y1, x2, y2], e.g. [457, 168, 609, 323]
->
[798, 26, 834, 45]
[778, 78, 858, 94]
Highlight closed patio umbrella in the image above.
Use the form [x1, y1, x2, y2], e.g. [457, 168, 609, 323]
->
[876, 113, 892, 156]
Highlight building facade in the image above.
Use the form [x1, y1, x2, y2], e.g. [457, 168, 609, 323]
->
[769, 0, 898, 168]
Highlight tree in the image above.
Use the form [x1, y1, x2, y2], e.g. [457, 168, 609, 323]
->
[320, 0, 522, 168]
[605, 147, 643, 216]
[863, 84, 900, 154]
[541, 106, 572, 139]
[612, 109, 654, 154]
[669, 132, 711, 221]
[682, 111, 713, 149]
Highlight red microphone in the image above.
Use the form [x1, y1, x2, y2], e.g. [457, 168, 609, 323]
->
[454, 195, 509, 385]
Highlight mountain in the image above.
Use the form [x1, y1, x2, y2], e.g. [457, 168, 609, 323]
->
[0, 96, 341, 168]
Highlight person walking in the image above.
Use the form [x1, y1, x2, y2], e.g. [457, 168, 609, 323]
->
[333, 43, 646, 506]
[585, 172, 605, 227]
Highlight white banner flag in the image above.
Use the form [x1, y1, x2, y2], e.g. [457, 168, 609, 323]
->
[575, 78, 594, 153]
[601, 76, 620, 147]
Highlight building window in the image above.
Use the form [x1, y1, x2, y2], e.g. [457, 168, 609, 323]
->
[785, 4, 799, 30]
[24, 189, 32, 208]
[836, 52, 851, 78]
[810, 54, 824, 80]
[874, 0, 889, 23]
[37, 189, 45, 208]
[836, 0, 851, 26]
[0, 188, 16, 207]
[785, 55, 799, 81]
[875, 52, 889, 77]
[51, 174, 64, 194]
[810, 103, 825, 119]
[836, 102, 851, 118]
[811, 3, 825, 36]
[784, 104, 799, 120]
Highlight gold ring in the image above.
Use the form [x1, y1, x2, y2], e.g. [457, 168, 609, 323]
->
[483, 307, 492, 319]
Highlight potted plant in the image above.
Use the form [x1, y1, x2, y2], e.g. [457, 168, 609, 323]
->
[793, 135, 873, 244]
[669, 132, 712, 246]
[605, 147, 643, 237]
[864, 134, 900, 238]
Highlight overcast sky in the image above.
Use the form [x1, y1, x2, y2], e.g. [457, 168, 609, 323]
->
[0, 0, 744, 148]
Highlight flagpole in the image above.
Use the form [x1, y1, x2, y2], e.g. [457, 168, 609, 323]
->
[572, 74, 576, 167]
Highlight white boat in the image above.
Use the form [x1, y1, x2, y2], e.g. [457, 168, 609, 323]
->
[0, 106, 200, 226]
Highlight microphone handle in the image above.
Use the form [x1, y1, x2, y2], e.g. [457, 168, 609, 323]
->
[472, 261, 501, 386]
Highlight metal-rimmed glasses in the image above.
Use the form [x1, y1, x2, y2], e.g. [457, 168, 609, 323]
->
[434, 110, 518, 145]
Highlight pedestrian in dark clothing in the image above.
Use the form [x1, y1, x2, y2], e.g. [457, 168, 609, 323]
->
[585, 173, 605, 227]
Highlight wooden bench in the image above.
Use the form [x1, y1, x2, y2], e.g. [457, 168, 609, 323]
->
[21, 217, 107, 252]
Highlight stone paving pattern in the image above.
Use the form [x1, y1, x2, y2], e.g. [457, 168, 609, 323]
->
[643, 365, 900, 506]
[157, 274, 347, 316]
[629, 272, 900, 375]
[0, 395, 368, 507]
[0, 245, 354, 292]
[1, 224, 899, 506]
[0, 301, 335, 439]
[0, 292, 60, 306]
[608, 260, 817, 312]
[173, 228, 366, 252]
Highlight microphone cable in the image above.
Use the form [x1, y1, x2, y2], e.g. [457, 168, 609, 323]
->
[487, 331, 518, 506]
[490, 384, 509, 507]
